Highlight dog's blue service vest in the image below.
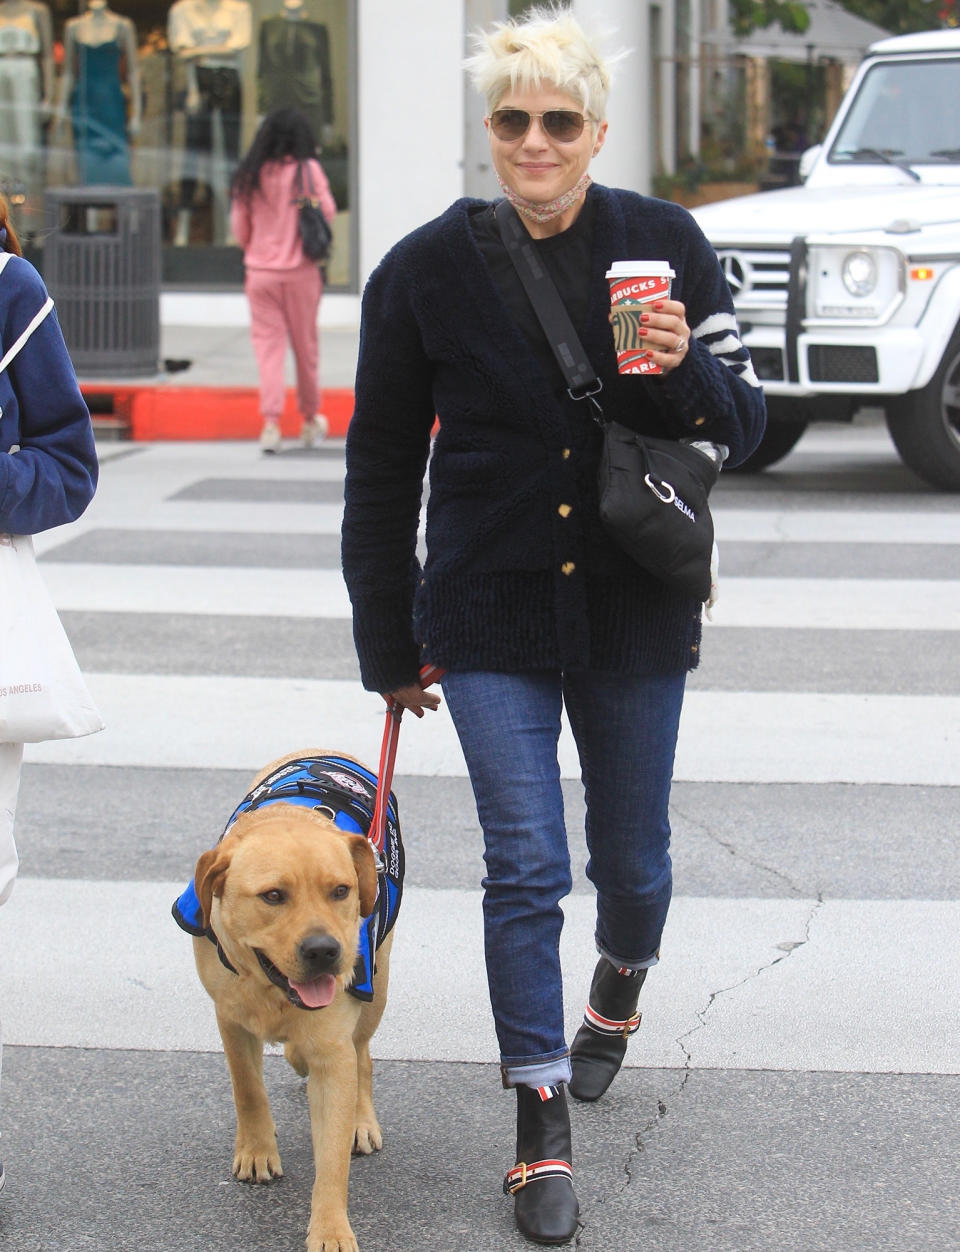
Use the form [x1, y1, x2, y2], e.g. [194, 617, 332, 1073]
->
[172, 755, 403, 1002]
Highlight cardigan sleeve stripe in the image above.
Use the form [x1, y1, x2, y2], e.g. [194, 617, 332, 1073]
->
[691, 312, 761, 390]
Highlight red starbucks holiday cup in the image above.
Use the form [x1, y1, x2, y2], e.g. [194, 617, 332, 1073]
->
[606, 261, 676, 375]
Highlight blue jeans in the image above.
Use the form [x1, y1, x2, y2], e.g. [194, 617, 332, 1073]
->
[441, 668, 686, 1087]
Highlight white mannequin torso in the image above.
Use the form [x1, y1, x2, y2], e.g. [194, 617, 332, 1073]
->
[0, 0, 52, 109]
[168, 0, 251, 67]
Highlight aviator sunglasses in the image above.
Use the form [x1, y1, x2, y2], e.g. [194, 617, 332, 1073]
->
[488, 107, 595, 143]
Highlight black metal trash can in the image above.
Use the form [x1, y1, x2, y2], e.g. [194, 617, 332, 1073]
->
[42, 187, 161, 378]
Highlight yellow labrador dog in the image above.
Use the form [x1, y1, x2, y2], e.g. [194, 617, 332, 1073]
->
[177, 750, 401, 1252]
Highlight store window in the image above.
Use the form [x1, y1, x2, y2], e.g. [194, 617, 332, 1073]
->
[0, 0, 355, 289]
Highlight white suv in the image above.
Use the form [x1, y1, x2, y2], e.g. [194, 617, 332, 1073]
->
[692, 29, 960, 489]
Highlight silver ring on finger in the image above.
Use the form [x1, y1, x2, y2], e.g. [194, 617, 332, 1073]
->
[675, 337, 687, 354]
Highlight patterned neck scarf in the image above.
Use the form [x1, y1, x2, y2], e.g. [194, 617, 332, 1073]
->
[497, 172, 592, 225]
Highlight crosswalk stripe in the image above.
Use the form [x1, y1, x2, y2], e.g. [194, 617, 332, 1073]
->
[706, 578, 960, 629]
[715, 510, 960, 544]
[1, 880, 956, 1075]
[34, 504, 347, 551]
[41, 563, 353, 617]
[24, 676, 960, 785]
[39, 564, 960, 630]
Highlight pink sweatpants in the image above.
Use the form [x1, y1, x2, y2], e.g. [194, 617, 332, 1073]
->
[245, 263, 323, 422]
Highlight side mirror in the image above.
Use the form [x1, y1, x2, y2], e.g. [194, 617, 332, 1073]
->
[798, 144, 822, 182]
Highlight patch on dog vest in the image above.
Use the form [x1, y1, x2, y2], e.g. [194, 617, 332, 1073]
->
[172, 755, 403, 1002]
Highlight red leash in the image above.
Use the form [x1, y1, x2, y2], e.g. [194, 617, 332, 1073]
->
[368, 663, 444, 853]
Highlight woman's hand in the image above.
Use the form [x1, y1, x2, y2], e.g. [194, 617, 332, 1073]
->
[385, 683, 442, 718]
[610, 298, 692, 375]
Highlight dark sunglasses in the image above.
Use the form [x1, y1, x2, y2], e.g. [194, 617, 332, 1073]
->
[488, 108, 593, 143]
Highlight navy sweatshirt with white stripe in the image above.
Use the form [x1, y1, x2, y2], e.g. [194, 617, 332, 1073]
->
[0, 253, 98, 536]
[342, 184, 766, 693]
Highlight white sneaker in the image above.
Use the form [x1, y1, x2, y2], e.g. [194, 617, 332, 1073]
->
[259, 421, 282, 454]
[302, 414, 329, 447]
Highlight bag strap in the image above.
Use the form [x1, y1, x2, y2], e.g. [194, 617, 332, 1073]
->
[296, 159, 317, 201]
[0, 252, 55, 377]
[493, 198, 603, 415]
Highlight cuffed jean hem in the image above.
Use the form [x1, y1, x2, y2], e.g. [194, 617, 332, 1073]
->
[596, 936, 661, 972]
[500, 1052, 572, 1090]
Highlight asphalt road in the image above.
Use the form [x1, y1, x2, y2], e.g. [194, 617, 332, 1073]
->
[1, 416, 958, 1252]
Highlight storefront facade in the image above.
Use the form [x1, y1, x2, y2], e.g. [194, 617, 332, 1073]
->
[0, 0, 672, 326]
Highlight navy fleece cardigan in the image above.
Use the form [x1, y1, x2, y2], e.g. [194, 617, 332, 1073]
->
[0, 254, 98, 535]
[342, 185, 766, 693]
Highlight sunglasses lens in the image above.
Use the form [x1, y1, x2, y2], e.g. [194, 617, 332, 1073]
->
[491, 109, 530, 140]
[543, 110, 585, 141]
[490, 109, 587, 142]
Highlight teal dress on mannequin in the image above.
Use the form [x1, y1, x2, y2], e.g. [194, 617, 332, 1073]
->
[70, 39, 131, 185]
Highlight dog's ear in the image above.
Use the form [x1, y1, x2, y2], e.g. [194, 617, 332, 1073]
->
[345, 834, 380, 917]
[194, 841, 233, 928]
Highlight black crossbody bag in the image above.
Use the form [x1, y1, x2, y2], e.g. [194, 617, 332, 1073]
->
[295, 161, 333, 265]
[494, 198, 719, 602]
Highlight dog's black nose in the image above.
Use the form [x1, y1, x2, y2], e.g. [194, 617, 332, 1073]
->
[299, 933, 341, 971]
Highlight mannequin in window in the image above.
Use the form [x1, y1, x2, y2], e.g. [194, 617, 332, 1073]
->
[0, 0, 53, 213]
[168, 0, 251, 246]
[257, 0, 332, 146]
[59, 0, 141, 186]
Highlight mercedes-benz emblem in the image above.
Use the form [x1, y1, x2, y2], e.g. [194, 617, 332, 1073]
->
[718, 251, 750, 296]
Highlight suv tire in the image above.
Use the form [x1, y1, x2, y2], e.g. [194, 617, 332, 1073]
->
[729, 398, 808, 472]
[886, 326, 960, 492]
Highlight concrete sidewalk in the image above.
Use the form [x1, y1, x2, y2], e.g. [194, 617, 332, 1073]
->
[159, 323, 361, 391]
[80, 323, 361, 440]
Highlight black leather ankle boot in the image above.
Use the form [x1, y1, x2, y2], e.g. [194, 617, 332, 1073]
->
[568, 958, 646, 1102]
[504, 1083, 579, 1245]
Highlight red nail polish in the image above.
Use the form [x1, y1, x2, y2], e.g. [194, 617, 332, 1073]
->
[640, 313, 650, 323]
[653, 301, 664, 310]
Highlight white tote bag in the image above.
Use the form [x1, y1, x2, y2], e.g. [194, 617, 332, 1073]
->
[0, 252, 104, 743]
[0, 532, 104, 743]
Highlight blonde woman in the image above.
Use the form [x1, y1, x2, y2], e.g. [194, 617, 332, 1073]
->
[342, 8, 765, 1242]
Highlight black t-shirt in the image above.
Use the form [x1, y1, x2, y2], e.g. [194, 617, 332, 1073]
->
[470, 194, 597, 394]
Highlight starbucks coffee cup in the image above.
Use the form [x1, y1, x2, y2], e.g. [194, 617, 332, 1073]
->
[606, 261, 676, 375]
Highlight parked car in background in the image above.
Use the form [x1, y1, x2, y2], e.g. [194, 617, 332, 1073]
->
[692, 29, 960, 490]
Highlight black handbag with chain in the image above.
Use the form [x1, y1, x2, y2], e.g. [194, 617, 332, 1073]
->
[494, 199, 719, 601]
[295, 161, 333, 264]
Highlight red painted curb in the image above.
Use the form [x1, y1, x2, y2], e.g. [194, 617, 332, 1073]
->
[79, 383, 355, 441]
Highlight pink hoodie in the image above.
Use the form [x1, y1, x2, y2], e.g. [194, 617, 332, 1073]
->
[230, 156, 337, 271]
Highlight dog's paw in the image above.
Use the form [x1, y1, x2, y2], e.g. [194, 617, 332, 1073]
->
[306, 1219, 359, 1252]
[352, 1118, 383, 1156]
[233, 1141, 283, 1183]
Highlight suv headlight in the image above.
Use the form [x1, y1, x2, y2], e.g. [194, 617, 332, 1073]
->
[841, 251, 877, 296]
[808, 245, 904, 321]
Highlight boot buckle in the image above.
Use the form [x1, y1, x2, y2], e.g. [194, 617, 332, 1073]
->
[504, 1158, 572, 1195]
[504, 1161, 529, 1194]
[583, 1004, 643, 1038]
[621, 1011, 642, 1039]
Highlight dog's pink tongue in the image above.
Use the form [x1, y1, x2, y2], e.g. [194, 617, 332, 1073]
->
[290, 973, 337, 1008]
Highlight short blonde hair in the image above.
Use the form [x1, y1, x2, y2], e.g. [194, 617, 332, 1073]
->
[465, 4, 613, 121]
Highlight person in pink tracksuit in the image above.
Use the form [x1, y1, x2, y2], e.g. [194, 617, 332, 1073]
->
[230, 107, 337, 453]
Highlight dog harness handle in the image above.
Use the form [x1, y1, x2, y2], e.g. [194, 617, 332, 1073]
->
[369, 663, 444, 853]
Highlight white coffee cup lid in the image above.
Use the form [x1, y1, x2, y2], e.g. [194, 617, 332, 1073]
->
[606, 260, 675, 279]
